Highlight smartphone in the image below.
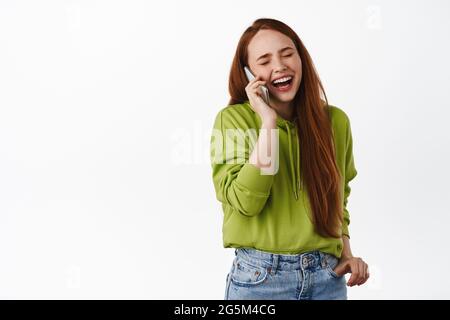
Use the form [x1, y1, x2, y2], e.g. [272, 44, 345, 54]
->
[244, 66, 270, 105]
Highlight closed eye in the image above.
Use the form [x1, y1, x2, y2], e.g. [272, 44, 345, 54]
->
[260, 54, 293, 65]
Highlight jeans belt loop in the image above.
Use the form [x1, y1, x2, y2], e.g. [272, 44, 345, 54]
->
[270, 254, 279, 276]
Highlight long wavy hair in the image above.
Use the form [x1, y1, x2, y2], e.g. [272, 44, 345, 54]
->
[227, 18, 343, 238]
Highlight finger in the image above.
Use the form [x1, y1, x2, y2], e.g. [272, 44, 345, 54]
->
[363, 263, 369, 284]
[357, 260, 365, 285]
[251, 80, 267, 87]
[246, 85, 266, 98]
[361, 262, 369, 284]
[334, 260, 348, 277]
[357, 262, 366, 285]
[353, 260, 362, 285]
[251, 85, 267, 96]
[349, 261, 362, 287]
[247, 81, 266, 92]
[252, 87, 265, 95]
[360, 264, 370, 285]
[347, 262, 358, 286]
[333, 263, 343, 277]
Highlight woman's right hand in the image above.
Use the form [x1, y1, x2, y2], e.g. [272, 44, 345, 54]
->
[245, 75, 278, 122]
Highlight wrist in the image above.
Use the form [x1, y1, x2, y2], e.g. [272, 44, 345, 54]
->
[261, 117, 277, 127]
[341, 253, 353, 260]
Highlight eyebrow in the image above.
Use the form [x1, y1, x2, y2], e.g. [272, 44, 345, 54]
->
[256, 46, 294, 61]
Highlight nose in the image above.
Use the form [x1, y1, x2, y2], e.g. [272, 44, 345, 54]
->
[272, 61, 288, 76]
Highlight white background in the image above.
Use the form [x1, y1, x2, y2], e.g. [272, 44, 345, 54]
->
[1, 0, 449, 299]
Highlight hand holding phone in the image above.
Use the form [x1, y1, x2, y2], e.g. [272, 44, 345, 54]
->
[244, 66, 270, 105]
[244, 66, 277, 121]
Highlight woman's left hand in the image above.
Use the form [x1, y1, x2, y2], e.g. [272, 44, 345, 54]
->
[333, 256, 369, 287]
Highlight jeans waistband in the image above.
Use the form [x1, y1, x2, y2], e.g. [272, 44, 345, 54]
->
[234, 247, 336, 272]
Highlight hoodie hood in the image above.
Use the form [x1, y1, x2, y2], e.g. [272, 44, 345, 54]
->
[244, 101, 301, 200]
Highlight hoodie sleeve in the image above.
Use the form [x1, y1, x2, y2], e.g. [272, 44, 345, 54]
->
[210, 109, 275, 217]
[342, 117, 357, 238]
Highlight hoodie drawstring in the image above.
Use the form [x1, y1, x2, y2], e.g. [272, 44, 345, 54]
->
[285, 122, 301, 200]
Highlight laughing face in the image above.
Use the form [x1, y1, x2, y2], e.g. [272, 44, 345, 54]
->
[247, 29, 302, 113]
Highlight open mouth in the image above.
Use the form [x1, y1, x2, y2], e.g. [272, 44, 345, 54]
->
[271, 76, 294, 91]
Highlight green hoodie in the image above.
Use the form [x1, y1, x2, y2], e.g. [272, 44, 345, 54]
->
[209, 100, 357, 258]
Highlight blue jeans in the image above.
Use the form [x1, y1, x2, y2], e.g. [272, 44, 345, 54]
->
[224, 247, 347, 300]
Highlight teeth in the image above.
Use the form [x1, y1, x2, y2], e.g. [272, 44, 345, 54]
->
[272, 76, 293, 84]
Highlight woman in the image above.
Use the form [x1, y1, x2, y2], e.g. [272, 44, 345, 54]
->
[209, 18, 369, 300]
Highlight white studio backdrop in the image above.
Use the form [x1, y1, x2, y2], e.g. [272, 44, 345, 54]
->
[0, 0, 449, 299]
